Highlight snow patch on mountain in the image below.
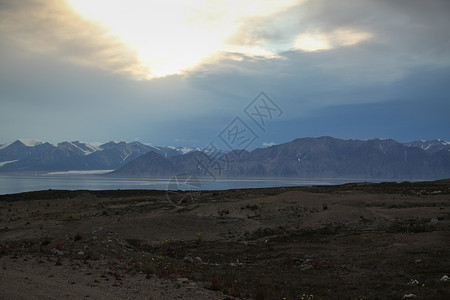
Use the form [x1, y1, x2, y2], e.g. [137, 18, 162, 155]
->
[70, 141, 103, 155]
[122, 152, 131, 161]
[262, 142, 276, 147]
[166, 146, 194, 155]
[0, 139, 42, 149]
[19, 139, 42, 147]
[0, 160, 18, 167]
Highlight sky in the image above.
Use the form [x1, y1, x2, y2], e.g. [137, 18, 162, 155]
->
[0, 0, 449, 149]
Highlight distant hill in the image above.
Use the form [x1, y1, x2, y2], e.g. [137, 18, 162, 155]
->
[111, 137, 450, 180]
[109, 151, 176, 177]
[110, 150, 216, 177]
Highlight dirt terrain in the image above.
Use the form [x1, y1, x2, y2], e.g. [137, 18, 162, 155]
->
[1, 180, 449, 299]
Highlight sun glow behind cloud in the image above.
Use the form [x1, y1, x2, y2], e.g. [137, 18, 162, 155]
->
[65, 0, 299, 78]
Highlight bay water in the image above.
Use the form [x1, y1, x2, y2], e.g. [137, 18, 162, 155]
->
[0, 173, 371, 195]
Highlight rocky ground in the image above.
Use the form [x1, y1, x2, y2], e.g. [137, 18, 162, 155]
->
[1, 180, 449, 299]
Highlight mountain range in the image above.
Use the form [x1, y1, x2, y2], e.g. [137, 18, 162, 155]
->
[0, 140, 184, 172]
[110, 137, 450, 180]
[1, 137, 449, 180]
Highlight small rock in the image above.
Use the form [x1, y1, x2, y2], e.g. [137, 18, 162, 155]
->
[414, 258, 421, 263]
[92, 236, 97, 241]
[177, 278, 189, 284]
[184, 256, 194, 264]
[300, 264, 313, 270]
[403, 294, 417, 299]
[194, 257, 203, 264]
[407, 279, 419, 286]
[441, 275, 449, 282]
[51, 248, 64, 256]
[430, 218, 439, 224]
[77, 251, 84, 256]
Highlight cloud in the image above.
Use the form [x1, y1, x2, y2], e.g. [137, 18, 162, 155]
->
[0, 0, 448, 145]
[0, 34, 230, 145]
[0, 0, 147, 78]
[293, 28, 372, 52]
[226, 0, 450, 64]
[2, 0, 449, 81]
[62, 0, 301, 77]
[186, 0, 450, 111]
[293, 0, 450, 63]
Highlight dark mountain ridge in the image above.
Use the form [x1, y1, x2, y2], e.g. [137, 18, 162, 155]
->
[111, 137, 450, 180]
[0, 140, 185, 172]
[1, 137, 449, 179]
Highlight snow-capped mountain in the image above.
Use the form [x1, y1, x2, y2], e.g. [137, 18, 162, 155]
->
[0, 140, 185, 172]
[112, 137, 450, 180]
[164, 145, 227, 156]
[403, 139, 450, 154]
[0, 139, 42, 150]
[1, 137, 450, 179]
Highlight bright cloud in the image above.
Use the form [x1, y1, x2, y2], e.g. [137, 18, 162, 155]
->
[1, 0, 374, 79]
[66, 0, 300, 78]
[294, 29, 372, 52]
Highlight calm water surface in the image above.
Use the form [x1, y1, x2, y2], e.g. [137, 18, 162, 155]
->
[0, 173, 371, 195]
